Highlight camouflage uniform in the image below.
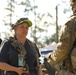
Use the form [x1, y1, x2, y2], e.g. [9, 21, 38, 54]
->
[69, 0, 76, 7]
[48, 14, 76, 75]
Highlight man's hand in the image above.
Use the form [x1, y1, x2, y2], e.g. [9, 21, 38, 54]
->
[16, 67, 29, 75]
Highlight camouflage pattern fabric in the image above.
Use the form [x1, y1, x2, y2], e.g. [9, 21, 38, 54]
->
[71, 47, 76, 70]
[70, 0, 76, 7]
[48, 14, 76, 75]
[55, 69, 74, 75]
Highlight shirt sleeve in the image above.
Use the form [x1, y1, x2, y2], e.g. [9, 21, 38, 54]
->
[0, 41, 10, 63]
[48, 17, 76, 66]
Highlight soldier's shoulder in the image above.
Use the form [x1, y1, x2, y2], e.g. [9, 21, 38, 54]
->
[70, 14, 76, 21]
[65, 15, 76, 25]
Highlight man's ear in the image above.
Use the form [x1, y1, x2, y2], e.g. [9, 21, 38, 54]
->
[13, 26, 17, 31]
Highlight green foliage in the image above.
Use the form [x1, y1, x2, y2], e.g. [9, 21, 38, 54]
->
[30, 12, 55, 48]
[2, 0, 68, 48]
[50, 25, 61, 43]
[3, 0, 16, 26]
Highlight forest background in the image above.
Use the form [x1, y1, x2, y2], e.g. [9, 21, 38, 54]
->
[0, 0, 72, 48]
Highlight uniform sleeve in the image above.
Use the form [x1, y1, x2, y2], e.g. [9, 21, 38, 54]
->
[48, 18, 76, 66]
[0, 41, 10, 63]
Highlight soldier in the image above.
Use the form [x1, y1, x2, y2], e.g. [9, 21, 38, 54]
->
[48, 0, 76, 75]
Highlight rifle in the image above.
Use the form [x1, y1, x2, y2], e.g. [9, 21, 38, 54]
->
[43, 58, 56, 75]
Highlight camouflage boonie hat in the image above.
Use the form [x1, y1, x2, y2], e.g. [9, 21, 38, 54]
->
[70, 0, 76, 6]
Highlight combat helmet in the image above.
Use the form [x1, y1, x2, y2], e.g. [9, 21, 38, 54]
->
[70, 0, 76, 6]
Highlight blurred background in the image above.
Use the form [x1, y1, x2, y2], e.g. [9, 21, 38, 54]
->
[0, 0, 72, 48]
